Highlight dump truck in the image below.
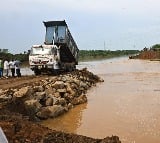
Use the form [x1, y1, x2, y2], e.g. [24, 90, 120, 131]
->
[29, 20, 79, 75]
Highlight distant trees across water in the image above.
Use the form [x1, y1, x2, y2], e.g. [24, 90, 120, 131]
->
[79, 50, 139, 61]
[0, 49, 139, 65]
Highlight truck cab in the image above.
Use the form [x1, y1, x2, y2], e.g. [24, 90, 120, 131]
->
[29, 45, 59, 75]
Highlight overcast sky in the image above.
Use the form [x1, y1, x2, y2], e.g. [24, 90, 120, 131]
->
[1, 0, 160, 53]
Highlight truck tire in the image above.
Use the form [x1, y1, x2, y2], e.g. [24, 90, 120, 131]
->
[34, 69, 41, 75]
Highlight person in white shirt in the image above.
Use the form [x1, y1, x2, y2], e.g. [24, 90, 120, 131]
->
[3, 59, 9, 77]
[9, 59, 15, 77]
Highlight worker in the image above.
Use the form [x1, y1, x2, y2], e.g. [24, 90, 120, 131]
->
[9, 59, 15, 77]
[0, 58, 3, 77]
[15, 60, 21, 77]
[3, 59, 9, 77]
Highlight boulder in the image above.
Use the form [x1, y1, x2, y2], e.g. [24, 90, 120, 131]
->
[71, 94, 87, 105]
[58, 98, 66, 106]
[36, 105, 65, 119]
[35, 92, 46, 100]
[67, 103, 73, 109]
[45, 87, 56, 95]
[53, 92, 60, 98]
[45, 97, 53, 106]
[79, 81, 88, 90]
[13, 86, 33, 98]
[24, 99, 42, 115]
[33, 86, 44, 92]
[52, 81, 65, 89]
[0, 94, 12, 102]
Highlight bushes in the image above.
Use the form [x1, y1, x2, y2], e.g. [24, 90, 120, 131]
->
[79, 50, 139, 61]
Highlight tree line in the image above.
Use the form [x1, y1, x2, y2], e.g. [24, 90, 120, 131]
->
[79, 50, 139, 61]
[0, 49, 139, 65]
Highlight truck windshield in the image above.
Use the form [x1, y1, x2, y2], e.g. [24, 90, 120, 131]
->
[30, 47, 52, 55]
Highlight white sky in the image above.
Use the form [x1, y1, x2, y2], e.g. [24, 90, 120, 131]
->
[1, 0, 160, 53]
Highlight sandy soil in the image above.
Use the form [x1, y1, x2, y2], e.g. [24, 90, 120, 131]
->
[0, 75, 47, 90]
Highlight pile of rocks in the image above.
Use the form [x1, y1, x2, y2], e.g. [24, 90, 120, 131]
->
[0, 68, 103, 120]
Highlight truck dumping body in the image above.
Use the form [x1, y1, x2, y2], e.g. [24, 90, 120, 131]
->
[29, 20, 79, 75]
[44, 20, 79, 65]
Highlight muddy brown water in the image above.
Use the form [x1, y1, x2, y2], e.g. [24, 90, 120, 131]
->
[41, 57, 160, 143]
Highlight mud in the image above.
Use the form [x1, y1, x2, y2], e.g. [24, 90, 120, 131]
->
[0, 109, 120, 143]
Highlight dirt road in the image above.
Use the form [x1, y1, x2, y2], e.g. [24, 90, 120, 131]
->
[0, 75, 47, 90]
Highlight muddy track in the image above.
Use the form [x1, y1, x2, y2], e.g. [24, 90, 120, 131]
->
[0, 75, 48, 90]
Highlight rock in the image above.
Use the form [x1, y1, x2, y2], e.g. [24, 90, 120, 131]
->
[73, 78, 80, 85]
[0, 94, 12, 102]
[35, 92, 46, 100]
[64, 106, 69, 112]
[33, 86, 44, 92]
[100, 136, 121, 143]
[68, 103, 73, 109]
[58, 98, 66, 106]
[71, 94, 87, 105]
[99, 77, 104, 82]
[52, 81, 65, 89]
[45, 97, 53, 106]
[66, 85, 75, 95]
[53, 92, 60, 98]
[24, 99, 42, 115]
[70, 83, 78, 90]
[36, 105, 65, 119]
[45, 87, 56, 95]
[79, 81, 88, 90]
[57, 88, 67, 93]
[61, 76, 67, 82]
[37, 86, 44, 92]
[13, 86, 33, 98]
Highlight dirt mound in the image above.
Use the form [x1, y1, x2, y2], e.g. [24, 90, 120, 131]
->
[129, 50, 160, 60]
[1, 68, 104, 121]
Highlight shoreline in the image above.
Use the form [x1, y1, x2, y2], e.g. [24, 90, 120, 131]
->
[0, 69, 121, 143]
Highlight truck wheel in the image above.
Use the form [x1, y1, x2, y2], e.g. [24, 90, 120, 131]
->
[34, 69, 41, 75]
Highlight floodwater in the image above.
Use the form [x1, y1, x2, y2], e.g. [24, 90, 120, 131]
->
[21, 67, 34, 75]
[41, 57, 160, 143]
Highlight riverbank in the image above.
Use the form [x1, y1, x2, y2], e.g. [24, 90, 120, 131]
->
[0, 109, 120, 143]
[0, 68, 121, 143]
[45, 57, 160, 143]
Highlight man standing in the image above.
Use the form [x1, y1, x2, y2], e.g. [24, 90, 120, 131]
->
[15, 60, 21, 77]
[3, 59, 9, 77]
[9, 59, 15, 77]
[0, 58, 3, 77]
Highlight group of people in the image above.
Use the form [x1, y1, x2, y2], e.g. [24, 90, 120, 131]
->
[0, 59, 21, 78]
